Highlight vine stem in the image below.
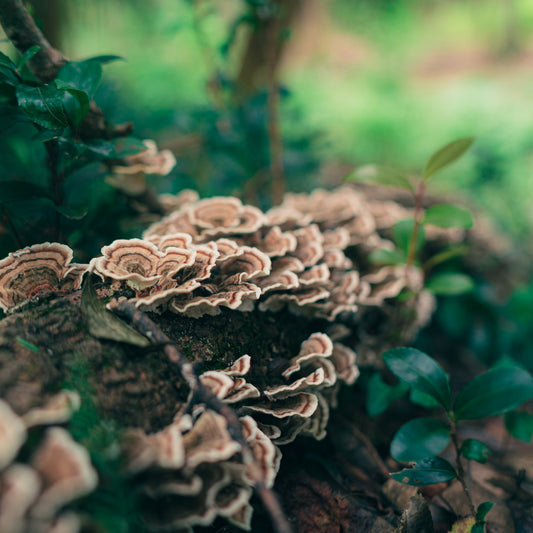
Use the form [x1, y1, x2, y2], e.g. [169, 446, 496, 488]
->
[406, 180, 425, 268]
[449, 418, 476, 516]
[109, 300, 293, 533]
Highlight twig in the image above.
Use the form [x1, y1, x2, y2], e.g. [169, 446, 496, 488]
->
[109, 299, 293, 533]
[449, 419, 476, 516]
[0, 0, 66, 81]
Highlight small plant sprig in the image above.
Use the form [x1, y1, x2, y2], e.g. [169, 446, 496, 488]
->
[382, 347, 533, 530]
[0, 48, 145, 244]
[345, 137, 476, 297]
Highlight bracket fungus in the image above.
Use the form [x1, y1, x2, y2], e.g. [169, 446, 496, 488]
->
[0, 243, 86, 313]
[0, 184, 459, 532]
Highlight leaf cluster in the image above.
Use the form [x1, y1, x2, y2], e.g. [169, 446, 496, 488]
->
[0, 49, 147, 257]
[346, 138, 476, 297]
[378, 347, 533, 526]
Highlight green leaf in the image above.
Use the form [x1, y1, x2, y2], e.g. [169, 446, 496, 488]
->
[56, 82, 90, 126]
[368, 248, 406, 266]
[390, 417, 450, 462]
[392, 218, 425, 257]
[504, 411, 533, 442]
[0, 51, 17, 70]
[17, 45, 40, 70]
[476, 502, 494, 522]
[409, 388, 440, 409]
[423, 137, 474, 181]
[471, 524, 484, 533]
[383, 347, 452, 410]
[56, 55, 123, 100]
[56, 59, 103, 99]
[0, 52, 20, 86]
[454, 366, 533, 421]
[390, 456, 457, 486]
[16, 83, 68, 129]
[31, 128, 63, 142]
[366, 373, 409, 416]
[460, 439, 490, 463]
[0, 65, 21, 86]
[425, 273, 474, 296]
[424, 204, 474, 229]
[344, 164, 414, 193]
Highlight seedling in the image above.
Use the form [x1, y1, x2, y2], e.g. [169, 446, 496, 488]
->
[382, 347, 533, 529]
[345, 137, 476, 297]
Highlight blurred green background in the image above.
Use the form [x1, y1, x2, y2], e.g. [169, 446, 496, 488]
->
[2, 0, 533, 236]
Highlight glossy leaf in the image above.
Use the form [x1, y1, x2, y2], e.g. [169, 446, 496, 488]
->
[425, 273, 474, 296]
[424, 204, 474, 229]
[471, 524, 484, 533]
[16, 83, 68, 129]
[0, 65, 20, 86]
[390, 417, 450, 462]
[409, 388, 440, 409]
[504, 411, 533, 442]
[56, 55, 123, 100]
[423, 137, 474, 181]
[56, 59, 102, 99]
[17, 45, 40, 70]
[383, 347, 452, 410]
[392, 218, 425, 257]
[390, 456, 457, 486]
[0, 51, 16, 70]
[0, 52, 20, 86]
[454, 366, 533, 421]
[56, 81, 90, 126]
[345, 164, 414, 192]
[366, 373, 409, 416]
[460, 439, 490, 463]
[476, 502, 494, 522]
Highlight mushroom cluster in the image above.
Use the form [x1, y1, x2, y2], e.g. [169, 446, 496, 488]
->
[0, 393, 97, 533]
[0, 185, 449, 532]
[119, 330, 358, 531]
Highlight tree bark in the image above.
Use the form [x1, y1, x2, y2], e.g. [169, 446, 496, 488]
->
[0, 0, 66, 82]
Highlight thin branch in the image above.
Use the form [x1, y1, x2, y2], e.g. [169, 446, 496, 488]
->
[449, 419, 476, 516]
[109, 300, 293, 533]
[0, 0, 66, 81]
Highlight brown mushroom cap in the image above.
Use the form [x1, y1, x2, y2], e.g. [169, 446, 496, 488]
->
[112, 140, 176, 176]
[0, 400, 27, 470]
[159, 189, 200, 214]
[30, 428, 98, 520]
[89, 239, 164, 290]
[22, 390, 81, 428]
[0, 243, 85, 313]
[0, 464, 41, 533]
